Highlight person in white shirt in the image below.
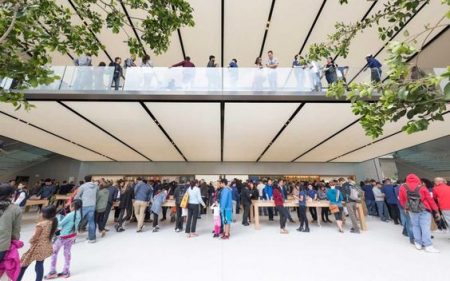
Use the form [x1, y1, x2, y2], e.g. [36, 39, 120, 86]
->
[257, 181, 268, 216]
[13, 182, 28, 209]
[185, 181, 205, 238]
[266, 50, 279, 69]
[266, 50, 279, 90]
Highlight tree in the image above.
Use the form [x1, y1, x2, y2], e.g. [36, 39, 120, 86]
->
[306, 0, 450, 138]
[0, 0, 194, 109]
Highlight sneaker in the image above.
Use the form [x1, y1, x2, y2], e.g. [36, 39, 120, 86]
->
[350, 229, 360, 234]
[152, 228, 158, 233]
[156, 225, 160, 229]
[175, 228, 180, 232]
[213, 234, 219, 238]
[58, 272, 70, 278]
[296, 227, 303, 232]
[160, 218, 166, 222]
[414, 242, 423, 250]
[87, 239, 96, 244]
[425, 246, 440, 253]
[118, 227, 125, 232]
[44, 272, 58, 279]
[302, 228, 310, 233]
[101, 230, 106, 238]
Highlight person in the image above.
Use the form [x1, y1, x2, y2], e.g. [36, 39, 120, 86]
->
[58, 181, 74, 195]
[141, 54, 153, 67]
[256, 180, 267, 216]
[254, 57, 263, 69]
[74, 54, 92, 66]
[0, 184, 22, 263]
[13, 182, 29, 210]
[395, 180, 414, 244]
[365, 54, 382, 82]
[341, 177, 361, 233]
[327, 180, 344, 233]
[207, 55, 217, 67]
[95, 180, 110, 238]
[399, 174, 440, 253]
[17, 205, 58, 281]
[124, 55, 137, 68]
[382, 179, 400, 224]
[263, 179, 274, 221]
[362, 180, 377, 216]
[292, 54, 301, 67]
[231, 182, 240, 215]
[200, 180, 209, 215]
[373, 182, 390, 222]
[133, 177, 152, 233]
[433, 177, 450, 227]
[323, 57, 337, 85]
[211, 200, 221, 238]
[172, 56, 195, 67]
[185, 181, 206, 238]
[150, 188, 168, 232]
[74, 175, 98, 243]
[265, 50, 279, 69]
[306, 184, 318, 223]
[219, 179, 233, 239]
[308, 60, 323, 91]
[115, 181, 134, 232]
[229, 59, 238, 68]
[266, 50, 278, 89]
[240, 182, 253, 226]
[174, 183, 188, 232]
[44, 200, 82, 279]
[273, 182, 289, 234]
[317, 183, 332, 223]
[102, 181, 119, 232]
[109, 57, 123, 91]
[39, 179, 56, 200]
[296, 185, 309, 232]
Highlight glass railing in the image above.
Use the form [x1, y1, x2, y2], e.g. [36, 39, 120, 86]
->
[2, 66, 446, 95]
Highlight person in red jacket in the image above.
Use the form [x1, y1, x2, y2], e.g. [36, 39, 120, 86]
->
[433, 177, 450, 227]
[399, 174, 440, 253]
[273, 183, 289, 234]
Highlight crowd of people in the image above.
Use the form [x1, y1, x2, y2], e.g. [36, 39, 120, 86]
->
[0, 173, 449, 280]
[74, 50, 383, 91]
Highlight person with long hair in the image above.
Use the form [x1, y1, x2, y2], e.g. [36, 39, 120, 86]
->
[115, 181, 134, 232]
[273, 182, 289, 234]
[327, 180, 344, 233]
[185, 180, 206, 238]
[0, 183, 22, 263]
[18, 205, 58, 281]
[45, 199, 82, 279]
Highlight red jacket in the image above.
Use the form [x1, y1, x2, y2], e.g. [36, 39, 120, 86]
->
[433, 183, 450, 210]
[399, 174, 438, 212]
[273, 187, 284, 206]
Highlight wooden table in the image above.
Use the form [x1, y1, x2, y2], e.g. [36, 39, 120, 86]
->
[55, 194, 72, 201]
[251, 199, 367, 231]
[25, 199, 49, 207]
[112, 199, 176, 208]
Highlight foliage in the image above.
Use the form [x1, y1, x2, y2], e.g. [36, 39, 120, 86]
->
[306, 0, 450, 138]
[0, 0, 194, 109]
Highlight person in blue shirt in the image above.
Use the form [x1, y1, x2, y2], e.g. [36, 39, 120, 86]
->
[296, 186, 309, 232]
[365, 54, 382, 82]
[262, 179, 274, 221]
[362, 180, 377, 216]
[219, 179, 233, 240]
[229, 59, 238, 68]
[327, 180, 344, 233]
[133, 177, 152, 233]
[382, 179, 400, 224]
[307, 184, 318, 223]
[231, 182, 240, 215]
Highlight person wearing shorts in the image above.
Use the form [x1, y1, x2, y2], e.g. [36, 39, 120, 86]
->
[219, 179, 233, 240]
[327, 180, 344, 233]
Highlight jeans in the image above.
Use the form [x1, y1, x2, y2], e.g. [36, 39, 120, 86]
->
[276, 206, 288, 229]
[375, 201, 390, 221]
[442, 210, 450, 227]
[175, 204, 184, 230]
[298, 205, 308, 230]
[309, 207, 317, 221]
[112, 76, 120, 90]
[50, 237, 75, 274]
[365, 199, 377, 216]
[17, 260, 44, 281]
[346, 202, 360, 232]
[409, 211, 433, 247]
[82, 206, 96, 240]
[152, 212, 159, 228]
[399, 206, 414, 242]
[321, 207, 330, 221]
[185, 203, 199, 233]
[242, 204, 250, 224]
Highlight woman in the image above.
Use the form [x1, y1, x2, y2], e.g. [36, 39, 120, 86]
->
[323, 57, 337, 85]
[318, 184, 332, 223]
[115, 181, 134, 232]
[273, 182, 289, 234]
[141, 54, 153, 67]
[185, 181, 206, 238]
[18, 206, 58, 281]
[296, 185, 309, 232]
[0, 184, 22, 263]
[327, 180, 344, 232]
[150, 188, 168, 232]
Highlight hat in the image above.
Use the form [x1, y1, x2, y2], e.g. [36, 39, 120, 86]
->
[366, 54, 373, 58]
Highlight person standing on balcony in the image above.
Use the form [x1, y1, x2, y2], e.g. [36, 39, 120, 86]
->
[309, 60, 323, 91]
[229, 59, 238, 68]
[365, 54, 382, 82]
[124, 54, 137, 68]
[109, 57, 123, 91]
[172, 56, 195, 67]
[74, 54, 92, 66]
[140, 55, 153, 67]
[207, 55, 217, 67]
[323, 57, 338, 86]
[266, 50, 279, 90]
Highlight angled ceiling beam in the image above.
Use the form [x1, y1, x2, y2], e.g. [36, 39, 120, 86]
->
[299, 0, 327, 55]
[258, 0, 277, 58]
[221, 0, 225, 67]
[220, 102, 225, 162]
[119, 0, 147, 56]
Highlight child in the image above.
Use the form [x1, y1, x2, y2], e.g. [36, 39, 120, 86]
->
[45, 199, 82, 279]
[211, 202, 221, 238]
[18, 206, 58, 281]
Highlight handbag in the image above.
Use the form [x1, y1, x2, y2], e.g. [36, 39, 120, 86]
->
[180, 192, 189, 209]
[329, 190, 340, 214]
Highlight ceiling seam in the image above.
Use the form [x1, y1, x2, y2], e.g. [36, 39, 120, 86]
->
[139, 102, 188, 162]
[0, 110, 116, 161]
[58, 101, 152, 161]
[258, 0, 277, 58]
[119, 0, 147, 56]
[221, 0, 225, 67]
[256, 102, 305, 162]
[220, 102, 225, 162]
[299, 0, 327, 55]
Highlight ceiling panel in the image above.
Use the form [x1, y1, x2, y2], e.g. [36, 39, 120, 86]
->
[224, 103, 300, 161]
[261, 103, 357, 162]
[181, 0, 221, 66]
[64, 102, 184, 161]
[0, 114, 109, 161]
[145, 102, 221, 161]
[224, 0, 272, 67]
[0, 102, 146, 161]
[333, 113, 450, 162]
[262, 0, 324, 67]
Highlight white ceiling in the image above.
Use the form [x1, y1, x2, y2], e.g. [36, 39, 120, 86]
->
[1, 101, 449, 163]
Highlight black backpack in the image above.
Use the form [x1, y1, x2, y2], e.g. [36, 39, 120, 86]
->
[404, 184, 425, 213]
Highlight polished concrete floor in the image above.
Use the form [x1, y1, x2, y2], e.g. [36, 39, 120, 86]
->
[17, 211, 450, 281]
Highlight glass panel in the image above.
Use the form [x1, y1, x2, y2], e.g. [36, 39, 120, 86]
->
[30, 66, 66, 90]
[60, 66, 114, 90]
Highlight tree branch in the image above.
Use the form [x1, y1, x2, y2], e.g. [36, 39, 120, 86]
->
[0, 4, 19, 44]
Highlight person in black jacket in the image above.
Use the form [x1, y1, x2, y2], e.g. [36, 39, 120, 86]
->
[102, 180, 119, 231]
[240, 182, 253, 226]
[174, 183, 188, 232]
[115, 181, 134, 232]
[109, 57, 123, 90]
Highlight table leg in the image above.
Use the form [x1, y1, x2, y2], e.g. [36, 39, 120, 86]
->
[250, 203, 254, 224]
[254, 205, 261, 230]
[316, 207, 321, 227]
[357, 203, 367, 231]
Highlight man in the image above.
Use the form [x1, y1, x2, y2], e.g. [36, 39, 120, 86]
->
[75, 175, 98, 243]
[399, 174, 440, 253]
[433, 177, 450, 227]
[38, 178, 56, 200]
[279, 179, 295, 223]
[341, 177, 361, 234]
[362, 180, 377, 216]
[382, 179, 400, 224]
[200, 180, 209, 215]
[263, 179, 274, 221]
[207, 55, 217, 67]
[266, 50, 279, 89]
[124, 54, 137, 68]
[265, 50, 279, 69]
[240, 181, 252, 226]
[133, 177, 152, 232]
[365, 54, 382, 82]
[395, 180, 414, 244]
[256, 180, 267, 216]
[102, 180, 119, 232]
[373, 182, 390, 222]
[109, 57, 123, 90]
[172, 56, 195, 67]
[229, 59, 238, 68]
[219, 179, 233, 239]
[174, 182, 188, 232]
[58, 180, 74, 195]
[74, 54, 92, 66]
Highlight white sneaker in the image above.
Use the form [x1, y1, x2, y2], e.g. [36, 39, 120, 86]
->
[425, 246, 440, 253]
[87, 239, 96, 244]
[414, 242, 422, 250]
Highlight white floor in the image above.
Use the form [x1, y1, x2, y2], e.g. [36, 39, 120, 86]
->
[17, 211, 450, 281]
